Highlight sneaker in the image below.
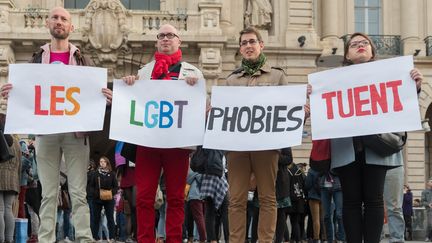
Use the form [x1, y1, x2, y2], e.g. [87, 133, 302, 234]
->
[63, 237, 73, 243]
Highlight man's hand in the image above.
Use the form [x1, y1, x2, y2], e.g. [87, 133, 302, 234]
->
[185, 76, 198, 86]
[410, 68, 423, 91]
[102, 88, 112, 105]
[1, 83, 13, 99]
[304, 104, 310, 120]
[306, 84, 312, 98]
[122, 75, 139, 85]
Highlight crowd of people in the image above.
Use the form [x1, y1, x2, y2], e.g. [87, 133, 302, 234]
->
[0, 5, 428, 243]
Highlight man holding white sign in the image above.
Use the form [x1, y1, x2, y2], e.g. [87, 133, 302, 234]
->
[308, 32, 423, 243]
[121, 24, 204, 243]
[0, 7, 112, 243]
[216, 26, 306, 243]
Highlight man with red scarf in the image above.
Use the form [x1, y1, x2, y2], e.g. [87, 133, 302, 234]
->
[122, 24, 203, 243]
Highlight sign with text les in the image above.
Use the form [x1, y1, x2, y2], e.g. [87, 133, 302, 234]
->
[308, 56, 422, 140]
[203, 85, 307, 151]
[109, 79, 207, 148]
[5, 64, 107, 134]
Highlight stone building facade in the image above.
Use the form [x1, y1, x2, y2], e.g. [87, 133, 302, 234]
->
[0, 0, 431, 196]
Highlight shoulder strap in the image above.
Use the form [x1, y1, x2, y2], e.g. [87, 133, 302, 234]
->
[29, 49, 44, 63]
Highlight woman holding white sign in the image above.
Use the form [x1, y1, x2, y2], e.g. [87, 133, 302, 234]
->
[313, 33, 423, 243]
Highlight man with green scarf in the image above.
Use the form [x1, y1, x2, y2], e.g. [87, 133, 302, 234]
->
[224, 26, 288, 243]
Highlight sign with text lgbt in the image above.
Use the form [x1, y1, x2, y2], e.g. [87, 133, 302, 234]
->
[5, 64, 107, 134]
[203, 85, 307, 151]
[109, 79, 207, 148]
[308, 56, 422, 140]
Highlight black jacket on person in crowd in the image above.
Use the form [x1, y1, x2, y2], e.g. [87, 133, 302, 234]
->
[88, 169, 118, 200]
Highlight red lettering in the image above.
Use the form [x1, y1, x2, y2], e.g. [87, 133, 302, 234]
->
[386, 80, 403, 112]
[370, 83, 388, 114]
[322, 91, 337, 120]
[337, 90, 354, 118]
[50, 86, 65, 116]
[34, 85, 48, 115]
[354, 85, 371, 116]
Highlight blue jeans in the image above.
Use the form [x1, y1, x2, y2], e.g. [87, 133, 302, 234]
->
[157, 201, 166, 238]
[321, 188, 345, 241]
[116, 212, 127, 241]
[383, 166, 405, 242]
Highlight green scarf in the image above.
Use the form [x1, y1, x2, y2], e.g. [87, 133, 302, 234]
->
[241, 53, 267, 75]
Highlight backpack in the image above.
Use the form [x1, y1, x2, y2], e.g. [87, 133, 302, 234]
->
[288, 165, 305, 201]
[190, 146, 224, 177]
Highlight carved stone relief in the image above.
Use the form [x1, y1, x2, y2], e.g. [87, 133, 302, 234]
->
[0, 8, 10, 32]
[244, 0, 272, 29]
[199, 47, 222, 77]
[81, 0, 130, 63]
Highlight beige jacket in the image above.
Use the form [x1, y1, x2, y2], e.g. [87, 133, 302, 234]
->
[225, 62, 288, 86]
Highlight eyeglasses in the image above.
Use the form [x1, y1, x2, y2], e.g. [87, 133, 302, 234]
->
[156, 32, 179, 40]
[240, 39, 260, 46]
[349, 40, 370, 49]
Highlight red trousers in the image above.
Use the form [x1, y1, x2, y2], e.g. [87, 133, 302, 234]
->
[135, 146, 189, 243]
[18, 186, 27, 218]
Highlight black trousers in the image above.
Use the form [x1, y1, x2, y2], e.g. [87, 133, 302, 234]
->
[274, 207, 290, 243]
[205, 196, 229, 242]
[403, 214, 413, 240]
[91, 199, 116, 240]
[335, 159, 388, 243]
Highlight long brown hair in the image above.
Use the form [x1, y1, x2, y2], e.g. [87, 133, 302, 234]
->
[98, 156, 113, 172]
[343, 32, 377, 66]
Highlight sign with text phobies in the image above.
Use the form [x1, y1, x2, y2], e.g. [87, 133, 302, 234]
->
[203, 85, 307, 151]
[308, 55, 422, 140]
[109, 79, 207, 148]
[5, 64, 107, 134]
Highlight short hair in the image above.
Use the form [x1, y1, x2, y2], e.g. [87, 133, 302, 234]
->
[343, 32, 377, 66]
[239, 26, 263, 44]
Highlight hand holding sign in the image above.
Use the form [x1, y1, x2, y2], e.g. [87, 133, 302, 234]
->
[5, 64, 107, 134]
[308, 56, 422, 140]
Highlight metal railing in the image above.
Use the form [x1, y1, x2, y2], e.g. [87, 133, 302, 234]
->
[341, 34, 401, 56]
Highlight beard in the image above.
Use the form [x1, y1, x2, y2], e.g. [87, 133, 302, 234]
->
[50, 28, 69, 40]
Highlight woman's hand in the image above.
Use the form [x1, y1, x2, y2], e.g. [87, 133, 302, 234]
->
[102, 88, 112, 105]
[122, 75, 139, 85]
[1, 83, 13, 99]
[185, 76, 198, 86]
[410, 68, 423, 91]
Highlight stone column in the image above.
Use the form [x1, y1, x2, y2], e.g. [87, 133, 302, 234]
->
[317, 0, 344, 66]
[321, 0, 338, 39]
[400, 0, 425, 56]
[219, 0, 236, 40]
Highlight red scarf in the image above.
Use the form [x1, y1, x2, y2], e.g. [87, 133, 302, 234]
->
[151, 49, 182, 80]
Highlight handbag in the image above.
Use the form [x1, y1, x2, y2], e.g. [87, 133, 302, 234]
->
[362, 132, 407, 157]
[98, 176, 113, 201]
[0, 130, 14, 163]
